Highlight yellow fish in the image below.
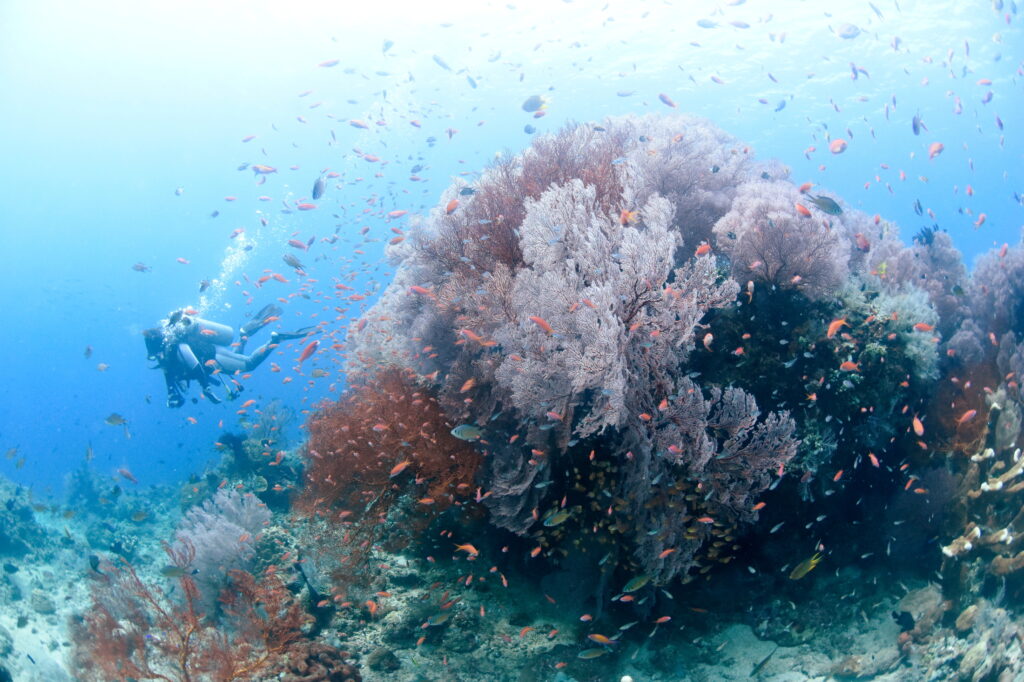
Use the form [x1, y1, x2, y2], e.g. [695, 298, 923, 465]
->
[789, 552, 822, 580]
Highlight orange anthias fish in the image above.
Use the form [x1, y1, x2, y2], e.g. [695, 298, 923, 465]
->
[454, 543, 479, 556]
[694, 243, 711, 257]
[826, 318, 848, 339]
[298, 340, 318, 363]
[529, 316, 555, 335]
[912, 415, 925, 436]
[445, 199, 459, 215]
[117, 467, 138, 484]
[409, 285, 436, 299]
[957, 409, 978, 425]
[839, 360, 859, 372]
[794, 203, 812, 217]
[389, 460, 412, 478]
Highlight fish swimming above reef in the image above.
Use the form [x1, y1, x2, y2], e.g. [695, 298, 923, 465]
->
[160, 565, 198, 579]
[622, 574, 650, 592]
[105, 413, 132, 439]
[450, 424, 483, 441]
[521, 95, 548, 113]
[789, 552, 822, 580]
[312, 175, 326, 200]
[807, 195, 843, 215]
[283, 253, 305, 270]
[912, 111, 927, 136]
[836, 23, 861, 39]
[543, 509, 572, 527]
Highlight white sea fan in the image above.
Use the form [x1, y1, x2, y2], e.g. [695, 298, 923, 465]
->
[172, 489, 270, 611]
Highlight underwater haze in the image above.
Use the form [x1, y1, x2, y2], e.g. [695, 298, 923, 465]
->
[0, 0, 1022, 680]
[0, 0, 1019, 491]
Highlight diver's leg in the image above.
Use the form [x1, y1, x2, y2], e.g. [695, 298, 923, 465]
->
[213, 348, 250, 373]
[164, 371, 185, 408]
[215, 345, 278, 372]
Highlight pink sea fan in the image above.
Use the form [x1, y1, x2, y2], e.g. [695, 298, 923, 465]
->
[868, 229, 968, 335]
[713, 180, 850, 300]
[968, 238, 1024, 337]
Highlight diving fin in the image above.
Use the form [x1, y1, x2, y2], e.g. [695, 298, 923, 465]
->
[240, 304, 284, 337]
[271, 326, 316, 342]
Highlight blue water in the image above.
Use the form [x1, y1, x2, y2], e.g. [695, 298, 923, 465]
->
[0, 0, 1020, 495]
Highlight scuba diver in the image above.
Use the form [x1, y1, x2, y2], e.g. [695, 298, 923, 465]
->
[143, 304, 313, 408]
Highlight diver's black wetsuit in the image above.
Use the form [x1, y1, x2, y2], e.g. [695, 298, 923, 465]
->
[144, 305, 311, 408]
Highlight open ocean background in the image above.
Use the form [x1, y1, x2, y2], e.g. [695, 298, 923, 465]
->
[0, 0, 1020, 496]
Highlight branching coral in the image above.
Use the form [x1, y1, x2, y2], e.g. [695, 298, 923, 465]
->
[297, 367, 480, 583]
[70, 542, 310, 682]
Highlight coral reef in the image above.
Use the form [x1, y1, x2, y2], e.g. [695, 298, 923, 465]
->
[941, 398, 1024, 583]
[339, 114, 943, 590]
[895, 586, 1024, 680]
[0, 479, 46, 559]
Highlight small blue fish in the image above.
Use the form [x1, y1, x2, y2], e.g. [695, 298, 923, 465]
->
[912, 111, 925, 136]
[312, 176, 326, 200]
